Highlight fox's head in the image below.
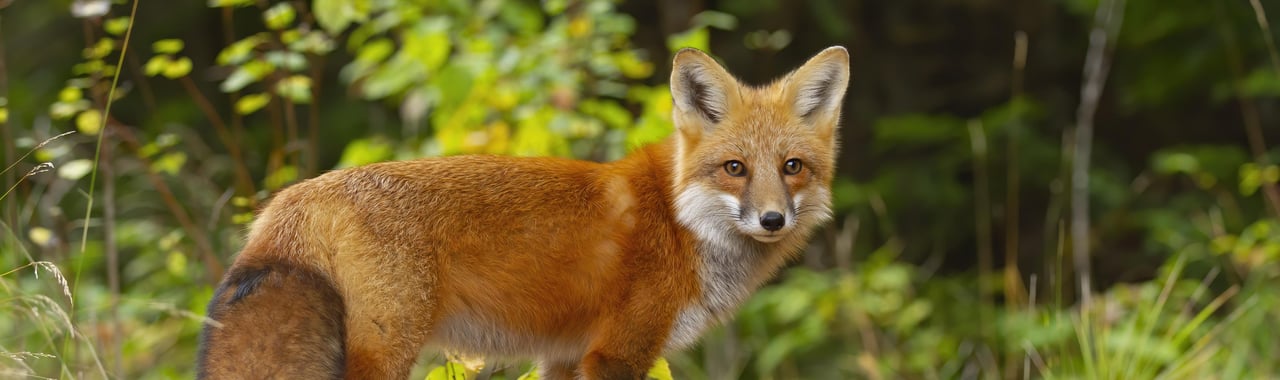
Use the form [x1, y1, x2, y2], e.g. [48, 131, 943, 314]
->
[669, 46, 849, 250]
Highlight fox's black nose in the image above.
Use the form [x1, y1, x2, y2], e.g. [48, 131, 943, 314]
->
[760, 212, 786, 231]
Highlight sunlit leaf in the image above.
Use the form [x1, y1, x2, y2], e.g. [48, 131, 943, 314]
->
[220, 60, 275, 92]
[265, 51, 308, 71]
[263, 3, 296, 30]
[58, 85, 81, 102]
[235, 93, 272, 115]
[145, 55, 170, 77]
[647, 357, 673, 380]
[314, 0, 370, 35]
[28, 227, 53, 246]
[151, 152, 187, 176]
[337, 138, 394, 168]
[152, 39, 184, 54]
[166, 251, 187, 277]
[83, 38, 115, 60]
[58, 159, 94, 180]
[104, 17, 130, 36]
[71, 0, 110, 18]
[667, 27, 708, 53]
[76, 109, 103, 135]
[424, 362, 468, 380]
[217, 34, 266, 66]
[275, 75, 312, 103]
[402, 17, 452, 73]
[163, 57, 193, 79]
[264, 165, 298, 190]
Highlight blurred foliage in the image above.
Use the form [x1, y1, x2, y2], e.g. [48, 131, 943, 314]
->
[3, 0, 1280, 378]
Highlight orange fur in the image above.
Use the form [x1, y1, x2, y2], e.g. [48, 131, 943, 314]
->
[197, 46, 850, 379]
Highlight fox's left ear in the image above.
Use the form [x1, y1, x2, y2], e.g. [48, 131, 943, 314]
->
[787, 46, 850, 123]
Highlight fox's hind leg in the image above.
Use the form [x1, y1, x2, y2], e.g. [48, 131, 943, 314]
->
[197, 260, 346, 379]
[336, 245, 444, 379]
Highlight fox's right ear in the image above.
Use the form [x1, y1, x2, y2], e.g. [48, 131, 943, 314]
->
[670, 48, 739, 131]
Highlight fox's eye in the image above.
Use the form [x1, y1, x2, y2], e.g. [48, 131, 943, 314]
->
[724, 160, 747, 177]
[783, 159, 803, 175]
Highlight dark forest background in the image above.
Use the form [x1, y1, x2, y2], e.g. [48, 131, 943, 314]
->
[3, 0, 1280, 378]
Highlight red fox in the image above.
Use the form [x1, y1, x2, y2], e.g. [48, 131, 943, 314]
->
[197, 46, 849, 379]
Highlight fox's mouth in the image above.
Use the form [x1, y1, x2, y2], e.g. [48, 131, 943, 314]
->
[748, 232, 787, 243]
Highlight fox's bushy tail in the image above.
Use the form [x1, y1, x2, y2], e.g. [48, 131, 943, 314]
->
[197, 259, 346, 379]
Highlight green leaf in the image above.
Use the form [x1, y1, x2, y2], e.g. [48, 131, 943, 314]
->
[666, 27, 708, 53]
[104, 17, 130, 36]
[424, 362, 468, 380]
[76, 109, 103, 135]
[264, 51, 308, 71]
[337, 137, 394, 168]
[402, 17, 452, 73]
[151, 152, 188, 176]
[84, 38, 115, 59]
[163, 56, 193, 79]
[145, 56, 170, 77]
[221, 60, 275, 92]
[217, 34, 266, 66]
[274, 75, 313, 103]
[647, 357, 673, 380]
[498, 1, 544, 36]
[152, 39, 185, 54]
[314, 0, 370, 35]
[263, 3, 296, 30]
[235, 93, 272, 115]
[58, 86, 83, 103]
[57, 159, 94, 180]
[166, 251, 188, 277]
[264, 165, 298, 191]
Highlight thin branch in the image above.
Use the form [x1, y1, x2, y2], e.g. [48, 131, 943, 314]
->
[1005, 30, 1029, 307]
[1071, 0, 1126, 307]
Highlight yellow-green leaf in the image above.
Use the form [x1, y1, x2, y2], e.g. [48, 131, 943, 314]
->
[263, 3, 296, 30]
[264, 165, 298, 190]
[152, 152, 187, 176]
[153, 39, 185, 54]
[59, 87, 83, 103]
[235, 93, 272, 115]
[145, 55, 170, 77]
[424, 362, 468, 380]
[275, 75, 312, 103]
[166, 251, 188, 276]
[0, 107, 7, 124]
[104, 17, 130, 36]
[163, 56, 193, 79]
[84, 37, 115, 59]
[647, 357, 673, 380]
[217, 34, 266, 66]
[76, 109, 103, 135]
[314, 0, 370, 35]
[221, 60, 275, 92]
[402, 18, 452, 73]
[517, 367, 540, 380]
[28, 227, 53, 246]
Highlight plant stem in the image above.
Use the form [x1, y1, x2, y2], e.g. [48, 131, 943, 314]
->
[179, 76, 257, 197]
[1071, 0, 1126, 307]
[1005, 31, 1028, 307]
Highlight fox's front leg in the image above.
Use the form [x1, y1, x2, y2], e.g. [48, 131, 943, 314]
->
[577, 304, 675, 380]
